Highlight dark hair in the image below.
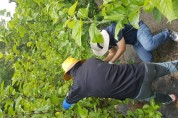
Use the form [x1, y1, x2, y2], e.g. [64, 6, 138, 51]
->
[68, 62, 82, 75]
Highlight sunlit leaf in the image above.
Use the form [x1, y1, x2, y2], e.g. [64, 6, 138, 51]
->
[8, 106, 15, 116]
[103, 0, 115, 4]
[50, 8, 59, 24]
[68, 1, 78, 16]
[129, 10, 140, 29]
[33, 0, 41, 6]
[173, 0, 178, 18]
[72, 19, 83, 46]
[67, 20, 77, 29]
[0, 52, 3, 59]
[27, 42, 32, 47]
[89, 23, 103, 43]
[34, 105, 51, 113]
[114, 21, 123, 40]
[77, 6, 89, 19]
[155, 0, 176, 21]
[78, 104, 88, 118]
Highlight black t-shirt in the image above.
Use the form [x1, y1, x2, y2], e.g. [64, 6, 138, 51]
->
[104, 23, 138, 47]
[66, 58, 145, 104]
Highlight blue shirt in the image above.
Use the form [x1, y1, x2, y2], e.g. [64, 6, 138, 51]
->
[104, 23, 138, 46]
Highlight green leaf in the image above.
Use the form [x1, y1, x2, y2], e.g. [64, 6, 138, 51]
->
[77, 7, 88, 19]
[114, 21, 123, 40]
[68, 1, 78, 16]
[15, 96, 22, 111]
[136, 109, 144, 114]
[143, 0, 155, 12]
[143, 104, 150, 109]
[50, 95, 59, 105]
[50, 8, 59, 24]
[27, 42, 33, 47]
[45, 4, 50, 13]
[78, 104, 88, 118]
[0, 52, 3, 59]
[104, 14, 124, 21]
[129, 10, 140, 29]
[55, 112, 62, 117]
[72, 19, 83, 46]
[155, 0, 176, 22]
[127, 110, 135, 117]
[101, 7, 107, 16]
[13, 45, 20, 55]
[5, 99, 13, 111]
[150, 98, 155, 107]
[0, 34, 3, 38]
[8, 106, 15, 116]
[121, 0, 131, 6]
[67, 20, 77, 29]
[0, 81, 4, 91]
[34, 105, 51, 113]
[173, 0, 178, 17]
[89, 23, 103, 43]
[152, 7, 162, 23]
[33, 0, 41, 6]
[103, 0, 115, 4]
[155, 111, 162, 117]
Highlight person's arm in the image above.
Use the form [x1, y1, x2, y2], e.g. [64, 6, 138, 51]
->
[109, 37, 126, 63]
[103, 47, 117, 62]
[62, 81, 83, 110]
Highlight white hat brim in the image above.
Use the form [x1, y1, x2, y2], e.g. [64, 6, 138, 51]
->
[90, 30, 110, 56]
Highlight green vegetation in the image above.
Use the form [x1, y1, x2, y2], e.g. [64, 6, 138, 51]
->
[0, 0, 178, 117]
[127, 99, 162, 118]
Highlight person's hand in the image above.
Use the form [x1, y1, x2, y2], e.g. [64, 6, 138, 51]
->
[63, 98, 72, 110]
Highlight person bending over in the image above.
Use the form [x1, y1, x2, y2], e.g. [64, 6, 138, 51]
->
[61, 57, 178, 109]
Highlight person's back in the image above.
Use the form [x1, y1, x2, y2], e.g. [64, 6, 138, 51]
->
[74, 58, 145, 100]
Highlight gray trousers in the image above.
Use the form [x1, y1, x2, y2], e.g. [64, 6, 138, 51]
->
[135, 60, 178, 103]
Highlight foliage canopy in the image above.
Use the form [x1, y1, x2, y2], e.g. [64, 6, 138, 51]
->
[0, 0, 178, 117]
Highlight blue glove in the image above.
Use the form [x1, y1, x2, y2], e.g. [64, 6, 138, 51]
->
[63, 98, 72, 110]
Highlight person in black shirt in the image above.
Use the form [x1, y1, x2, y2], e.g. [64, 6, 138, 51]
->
[90, 21, 178, 63]
[62, 57, 178, 110]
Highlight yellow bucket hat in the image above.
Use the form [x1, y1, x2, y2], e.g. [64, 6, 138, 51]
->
[62, 57, 85, 81]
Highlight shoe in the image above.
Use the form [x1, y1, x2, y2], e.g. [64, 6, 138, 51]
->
[169, 30, 178, 42]
[138, 20, 144, 26]
[162, 94, 177, 105]
[169, 94, 177, 102]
